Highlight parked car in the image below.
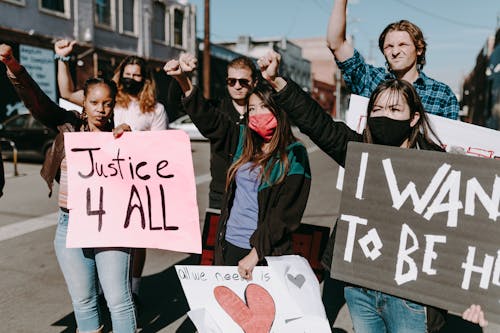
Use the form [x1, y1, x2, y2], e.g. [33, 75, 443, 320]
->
[0, 113, 57, 161]
[169, 114, 208, 141]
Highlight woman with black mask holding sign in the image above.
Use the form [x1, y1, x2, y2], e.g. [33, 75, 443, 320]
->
[55, 39, 168, 309]
[257, 50, 488, 332]
[1, 43, 135, 333]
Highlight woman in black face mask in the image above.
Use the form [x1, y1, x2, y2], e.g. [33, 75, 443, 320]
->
[259, 50, 488, 333]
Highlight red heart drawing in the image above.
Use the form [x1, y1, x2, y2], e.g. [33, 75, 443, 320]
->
[214, 283, 276, 333]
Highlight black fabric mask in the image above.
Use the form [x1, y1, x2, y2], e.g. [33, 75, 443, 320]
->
[120, 77, 144, 95]
[367, 116, 412, 147]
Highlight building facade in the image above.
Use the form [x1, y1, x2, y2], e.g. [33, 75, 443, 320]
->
[0, 0, 196, 122]
[461, 28, 500, 129]
[293, 37, 349, 118]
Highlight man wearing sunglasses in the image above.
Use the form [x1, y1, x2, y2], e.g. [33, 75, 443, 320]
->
[208, 56, 258, 210]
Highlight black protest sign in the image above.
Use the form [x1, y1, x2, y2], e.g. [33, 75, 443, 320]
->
[332, 142, 500, 322]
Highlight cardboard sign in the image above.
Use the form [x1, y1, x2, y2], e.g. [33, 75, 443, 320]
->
[177, 255, 330, 333]
[64, 130, 201, 253]
[332, 142, 500, 322]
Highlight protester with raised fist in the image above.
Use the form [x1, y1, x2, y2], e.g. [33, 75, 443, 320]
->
[1, 43, 135, 333]
[54, 39, 168, 308]
[258, 49, 488, 333]
[164, 53, 311, 280]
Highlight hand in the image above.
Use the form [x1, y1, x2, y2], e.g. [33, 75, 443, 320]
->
[163, 59, 182, 77]
[163, 53, 197, 77]
[0, 43, 14, 64]
[164, 54, 195, 95]
[54, 39, 76, 57]
[462, 304, 488, 327]
[238, 248, 259, 281]
[113, 123, 131, 138]
[0, 44, 22, 74]
[257, 50, 281, 83]
[178, 53, 197, 73]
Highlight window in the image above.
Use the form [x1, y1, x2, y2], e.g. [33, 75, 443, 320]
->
[1, 0, 26, 6]
[152, 1, 166, 42]
[173, 8, 184, 47]
[39, 0, 69, 18]
[95, 0, 114, 28]
[120, 0, 136, 34]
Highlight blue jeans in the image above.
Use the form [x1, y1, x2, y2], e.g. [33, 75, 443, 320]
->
[345, 286, 426, 333]
[54, 209, 136, 333]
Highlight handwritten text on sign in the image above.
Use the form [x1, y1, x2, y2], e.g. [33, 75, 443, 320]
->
[332, 142, 500, 322]
[177, 256, 330, 333]
[64, 130, 201, 253]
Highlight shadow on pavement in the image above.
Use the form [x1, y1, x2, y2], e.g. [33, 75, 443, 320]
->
[51, 255, 199, 333]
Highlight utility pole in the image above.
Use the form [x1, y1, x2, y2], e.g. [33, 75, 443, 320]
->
[335, 69, 341, 120]
[203, 0, 210, 99]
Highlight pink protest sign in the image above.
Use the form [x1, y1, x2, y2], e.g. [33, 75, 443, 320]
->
[64, 130, 201, 253]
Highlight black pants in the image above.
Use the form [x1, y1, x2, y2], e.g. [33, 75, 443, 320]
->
[223, 241, 251, 266]
[322, 272, 347, 327]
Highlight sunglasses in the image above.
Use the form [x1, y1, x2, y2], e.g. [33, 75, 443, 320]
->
[226, 77, 251, 88]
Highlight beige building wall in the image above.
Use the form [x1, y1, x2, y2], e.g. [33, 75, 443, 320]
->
[292, 37, 339, 85]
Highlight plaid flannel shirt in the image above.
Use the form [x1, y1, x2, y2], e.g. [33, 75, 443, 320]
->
[336, 49, 459, 120]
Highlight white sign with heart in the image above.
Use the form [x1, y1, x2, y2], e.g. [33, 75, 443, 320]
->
[176, 255, 330, 333]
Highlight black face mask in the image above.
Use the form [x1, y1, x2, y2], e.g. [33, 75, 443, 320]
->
[367, 116, 412, 147]
[120, 77, 144, 95]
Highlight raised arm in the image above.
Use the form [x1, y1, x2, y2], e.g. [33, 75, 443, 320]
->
[54, 39, 84, 105]
[1, 43, 73, 130]
[163, 53, 196, 97]
[164, 53, 236, 142]
[326, 0, 354, 62]
[259, 50, 361, 166]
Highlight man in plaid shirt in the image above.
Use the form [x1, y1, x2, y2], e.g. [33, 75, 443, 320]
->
[327, 0, 459, 120]
[322, 0, 460, 329]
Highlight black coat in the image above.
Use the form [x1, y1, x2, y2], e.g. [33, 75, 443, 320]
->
[272, 78, 447, 333]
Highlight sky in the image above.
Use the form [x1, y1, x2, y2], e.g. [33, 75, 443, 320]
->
[188, 0, 499, 93]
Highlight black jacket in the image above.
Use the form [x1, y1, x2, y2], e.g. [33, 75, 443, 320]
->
[272, 78, 446, 332]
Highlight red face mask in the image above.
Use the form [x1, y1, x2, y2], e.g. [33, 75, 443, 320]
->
[248, 113, 278, 142]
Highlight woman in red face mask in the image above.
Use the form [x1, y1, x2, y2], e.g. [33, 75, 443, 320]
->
[164, 54, 311, 280]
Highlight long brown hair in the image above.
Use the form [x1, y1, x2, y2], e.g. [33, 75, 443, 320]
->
[226, 83, 297, 190]
[363, 79, 442, 149]
[112, 56, 157, 113]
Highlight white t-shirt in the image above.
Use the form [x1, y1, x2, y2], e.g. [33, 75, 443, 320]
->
[114, 100, 168, 131]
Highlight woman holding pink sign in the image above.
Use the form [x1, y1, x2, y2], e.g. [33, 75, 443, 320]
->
[0, 44, 136, 333]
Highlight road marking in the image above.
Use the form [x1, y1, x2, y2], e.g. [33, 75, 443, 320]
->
[195, 173, 211, 185]
[0, 173, 214, 242]
[0, 144, 319, 242]
[0, 212, 58, 242]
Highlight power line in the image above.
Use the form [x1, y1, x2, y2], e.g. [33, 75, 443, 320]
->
[390, 0, 492, 31]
